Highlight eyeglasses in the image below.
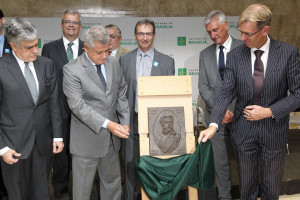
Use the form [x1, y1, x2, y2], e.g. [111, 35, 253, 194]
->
[135, 32, 154, 38]
[236, 25, 265, 37]
[63, 20, 80, 25]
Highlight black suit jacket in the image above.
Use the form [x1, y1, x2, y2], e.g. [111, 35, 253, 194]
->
[1, 36, 12, 57]
[42, 38, 84, 119]
[0, 53, 63, 159]
[210, 38, 300, 149]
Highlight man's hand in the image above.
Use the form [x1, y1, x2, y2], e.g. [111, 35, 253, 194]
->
[222, 109, 234, 124]
[107, 121, 130, 139]
[243, 105, 273, 121]
[53, 141, 64, 154]
[2, 149, 21, 165]
[198, 125, 217, 143]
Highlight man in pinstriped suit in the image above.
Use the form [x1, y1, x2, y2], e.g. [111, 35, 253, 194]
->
[198, 10, 243, 200]
[198, 4, 300, 199]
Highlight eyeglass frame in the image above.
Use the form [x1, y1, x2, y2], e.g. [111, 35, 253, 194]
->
[63, 20, 80, 26]
[236, 24, 266, 37]
[135, 32, 154, 38]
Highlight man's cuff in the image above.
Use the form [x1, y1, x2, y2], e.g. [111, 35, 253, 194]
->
[102, 119, 110, 128]
[53, 138, 63, 142]
[209, 123, 218, 130]
[0, 147, 10, 156]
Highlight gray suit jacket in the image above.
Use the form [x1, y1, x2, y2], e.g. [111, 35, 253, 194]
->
[0, 53, 62, 159]
[63, 53, 130, 157]
[119, 48, 175, 130]
[198, 37, 243, 124]
[210, 38, 300, 148]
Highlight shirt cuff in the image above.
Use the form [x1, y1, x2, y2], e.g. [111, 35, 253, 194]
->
[0, 147, 10, 156]
[53, 138, 63, 141]
[102, 119, 110, 128]
[209, 123, 218, 130]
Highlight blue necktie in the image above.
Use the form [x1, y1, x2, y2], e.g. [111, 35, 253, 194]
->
[95, 64, 107, 91]
[219, 45, 225, 80]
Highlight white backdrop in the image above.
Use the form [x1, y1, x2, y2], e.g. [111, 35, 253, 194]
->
[6, 17, 241, 105]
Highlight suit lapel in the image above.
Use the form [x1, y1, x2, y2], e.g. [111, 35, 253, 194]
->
[240, 45, 253, 96]
[105, 60, 112, 91]
[33, 58, 43, 104]
[82, 55, 106, 92]
[57, 38, 69, 64]
[261, 39, 280, 92]
[209, 45, 220, 82]
[150, 49, 160, 76]
[6, 54, 36, 104]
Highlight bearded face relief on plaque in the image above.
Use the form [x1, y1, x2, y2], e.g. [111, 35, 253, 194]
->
[148, 107, 186, 156]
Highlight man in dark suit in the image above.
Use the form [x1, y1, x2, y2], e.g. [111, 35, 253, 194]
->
[119, 19, 175, 200]
[63, 25, 130, 200]
[105, 24, 130, 59]
[41, 9, 83, 199]
[198, 10, 243, 199]
[198, 4, 300, 199]
[0, 18, 64, 200]
[0, 9, 12, 58]
[0, 9, 12, 200]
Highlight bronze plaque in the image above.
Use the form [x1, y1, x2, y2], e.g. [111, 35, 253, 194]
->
[148, 107, 186, 156]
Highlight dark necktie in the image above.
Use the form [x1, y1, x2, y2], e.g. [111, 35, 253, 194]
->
[219, 45, 225, 80]
[67, 42, 74, 62]
[24, 62, 39, 104]
[108, 51, 112, 55]
[95, 64, 107, 91]
[252, 50, 264, 105]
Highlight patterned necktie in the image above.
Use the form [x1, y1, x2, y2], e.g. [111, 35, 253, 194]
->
[218, 45, 225, 80]
[95, 64, 107, 91]
[67, 42, 74, 62]
[24, 62, 39, 104]
[252, 50, 264, 105]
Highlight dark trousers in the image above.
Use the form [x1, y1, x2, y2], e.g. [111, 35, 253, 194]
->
[0, 166, 6, 197]
[1, 144, 51, 200]
[122, 112, 139, 200]
[235, 132, 285, 200]
[52, 116, 70, 193]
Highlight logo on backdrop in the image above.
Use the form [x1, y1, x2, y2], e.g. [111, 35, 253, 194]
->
[178, 68, 187, 75]
[155, 22, 173, 29]
[81, 22, 102, 30]
[188, 37, 207, 45]
[228, 22, 238, 29]
[188, 68, 199, 76]
[177, 37, 186, 46]
[120, 39, 138, 46]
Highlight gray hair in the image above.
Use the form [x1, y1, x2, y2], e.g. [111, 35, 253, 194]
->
[204, 10, 227, 25]
[105, 24, 122, 37]
[6, 18, 38, 46]
[62, 9, 82, 25]
[84, 25, 110, 48]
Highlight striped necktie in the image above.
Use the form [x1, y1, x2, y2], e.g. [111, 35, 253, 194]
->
[67, 42, 74, 62]
[218, 45, 225, 80]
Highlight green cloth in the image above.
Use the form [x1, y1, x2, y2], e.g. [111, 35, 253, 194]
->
[135, 141, 215, 200]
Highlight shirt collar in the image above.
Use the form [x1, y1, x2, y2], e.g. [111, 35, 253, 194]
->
[137, 47, 154, 56]
[251, 36, 270, 54]
[63, 36, 79, 49]
[216, 35, 232, 50]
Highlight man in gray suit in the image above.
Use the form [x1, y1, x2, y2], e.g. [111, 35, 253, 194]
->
[0, 18, 64, 200]
[198, 10, 242, 199]
[42, 10, 84, 199]
[63, 25, 130, 200]
[105, 24, 130, 59]
[119, 19, 175, 200]
[199, 4, 300, 199]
